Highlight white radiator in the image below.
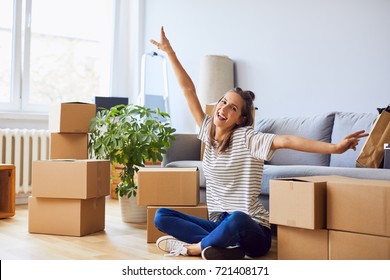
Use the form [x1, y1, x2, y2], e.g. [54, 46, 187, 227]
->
[0, 128, 50, 195]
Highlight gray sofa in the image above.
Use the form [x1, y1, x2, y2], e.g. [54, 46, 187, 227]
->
[162, 112, 390, 211]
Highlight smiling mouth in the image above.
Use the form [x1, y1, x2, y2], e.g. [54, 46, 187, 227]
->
[217, 111, 227, 120]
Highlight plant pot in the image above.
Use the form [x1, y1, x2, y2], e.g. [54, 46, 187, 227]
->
[118, 195, 147, 223]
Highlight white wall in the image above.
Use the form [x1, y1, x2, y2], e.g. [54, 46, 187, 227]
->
[143, 0, 390, 133]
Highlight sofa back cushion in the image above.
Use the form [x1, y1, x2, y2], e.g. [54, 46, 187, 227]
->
[255, 113, 335, 166]
[330, 112, 377, 167]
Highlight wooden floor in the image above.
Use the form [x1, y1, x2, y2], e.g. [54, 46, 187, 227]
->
[0, 197, 277, 260]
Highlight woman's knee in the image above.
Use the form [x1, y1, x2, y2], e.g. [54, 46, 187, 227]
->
[154, 208, 171, 229]
[227, 211, 252, 229]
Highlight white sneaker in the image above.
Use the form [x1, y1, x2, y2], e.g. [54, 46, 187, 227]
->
[156, 235, 189, 257]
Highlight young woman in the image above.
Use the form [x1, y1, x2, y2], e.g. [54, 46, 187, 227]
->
[150, 27, 368, 260]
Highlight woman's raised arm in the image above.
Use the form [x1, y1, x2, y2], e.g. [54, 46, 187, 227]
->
[150, 27, 204, 126]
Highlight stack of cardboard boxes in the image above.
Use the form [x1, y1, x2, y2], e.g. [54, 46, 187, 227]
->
[48, 102, 94, 160]
[270, 175, 390, 260]
[137, 167, 208, 243]
[28, 102, 110, 237]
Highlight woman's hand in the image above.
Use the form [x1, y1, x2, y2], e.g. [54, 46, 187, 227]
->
[150, 26, 175, 55]
[334, 130, 369, 154]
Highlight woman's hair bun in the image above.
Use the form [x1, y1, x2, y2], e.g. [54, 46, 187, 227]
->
[233, 87, 255, 101]
[246, 90, 255, 101]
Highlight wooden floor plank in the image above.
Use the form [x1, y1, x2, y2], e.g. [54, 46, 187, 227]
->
[0, 197, 277, 260]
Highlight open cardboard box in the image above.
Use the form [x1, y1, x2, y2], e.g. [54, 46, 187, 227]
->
[269, 176, 328, 229]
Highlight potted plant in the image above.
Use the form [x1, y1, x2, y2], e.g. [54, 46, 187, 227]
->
[88, 104, 176, 222]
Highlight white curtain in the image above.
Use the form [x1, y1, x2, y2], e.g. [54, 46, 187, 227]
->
[110, 0, 144, 104]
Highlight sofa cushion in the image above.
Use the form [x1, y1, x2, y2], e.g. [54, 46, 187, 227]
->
[162, 133, 201, 166]
[255, 113, 335, 166]
[330, 112, 377, 167]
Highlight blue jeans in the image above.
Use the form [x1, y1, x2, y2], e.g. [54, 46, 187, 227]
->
[154, 208, 272, 258]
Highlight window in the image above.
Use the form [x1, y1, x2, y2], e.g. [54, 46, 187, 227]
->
[0, 0, 13, 104]
[0, 0, 113, 112]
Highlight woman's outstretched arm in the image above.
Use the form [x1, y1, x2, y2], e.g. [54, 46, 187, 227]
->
[271, 130, 369, 154]
[151, 27, 204, 126]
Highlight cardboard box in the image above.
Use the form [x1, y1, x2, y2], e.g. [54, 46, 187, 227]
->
[277, 225, 329, 260]
[327, 177, 390, 237]
[49, 102, 96, 133]
[50, 133, 88, 159]
[32, 160, 110, 199]
[269, 177, 327, 229]
[146, 204, 208, 243]
[329, 230, 390, 260]
[28, 196, 105, 236]
[137, 167, 199, 206]
[0, 165, 15, 218]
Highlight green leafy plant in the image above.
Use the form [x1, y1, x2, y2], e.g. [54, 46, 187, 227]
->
[89, 104, 176, 198]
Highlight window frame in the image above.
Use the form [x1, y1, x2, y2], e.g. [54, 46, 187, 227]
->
[1, 0, 116, 114]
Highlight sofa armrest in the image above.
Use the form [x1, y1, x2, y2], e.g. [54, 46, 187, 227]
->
[162, 133, 201, 166]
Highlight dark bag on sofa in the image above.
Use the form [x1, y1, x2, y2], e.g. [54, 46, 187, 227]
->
[356, 105, 390, 168]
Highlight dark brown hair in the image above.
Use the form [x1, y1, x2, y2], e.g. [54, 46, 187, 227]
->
[208, 87, 255, 153]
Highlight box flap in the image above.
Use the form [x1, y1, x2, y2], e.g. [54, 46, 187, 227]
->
[271, 177, 326, 183]
[271, 175, 349, 184]
[47, 159, 78, 162]
[35, 159, 108, 163]
[62, 102, 95, 105]
[139, 167, 198, 172]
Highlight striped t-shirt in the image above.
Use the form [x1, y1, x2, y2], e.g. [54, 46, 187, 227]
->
[198, 115, 276, 228]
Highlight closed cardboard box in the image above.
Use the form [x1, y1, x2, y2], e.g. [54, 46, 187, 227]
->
[49, 102, 96, 133]
[28, 196, 105, 236]
[269, 176, 327, 229]
[137, 167, 199, 206]
[327, 177, 390, 237]
[329, 230, 390, 260]
[277, 225, 329, 260]
[50, 133, 88, 159]
[147, 204, 208, 243]
[32, 160, 110, 199]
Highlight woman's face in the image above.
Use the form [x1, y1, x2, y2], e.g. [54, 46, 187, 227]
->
[213, 91, 244, 130]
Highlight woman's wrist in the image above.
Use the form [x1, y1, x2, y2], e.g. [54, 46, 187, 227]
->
[330, 143, 341, 154]
[166, 50, 176, 56]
